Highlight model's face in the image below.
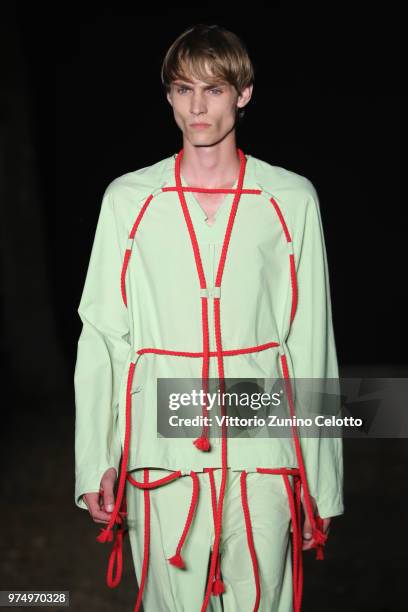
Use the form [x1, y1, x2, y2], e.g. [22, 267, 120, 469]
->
[166, 72, 252, 146]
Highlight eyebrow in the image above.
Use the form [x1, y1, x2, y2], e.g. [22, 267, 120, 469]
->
[173, 80, 226, 89]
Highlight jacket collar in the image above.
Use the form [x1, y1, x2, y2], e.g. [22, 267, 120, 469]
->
[158, 149, 261, 193]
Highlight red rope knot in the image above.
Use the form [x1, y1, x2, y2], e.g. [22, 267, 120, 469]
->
[96, 526, 114, 543]
[311, 514, 328, 560]
[167, 552, 185, 569]
[212, 553, 225, 596]
[193, 434, 211, 451]
[212, 582, 225, 595]
[96, 504, 127, 543]
[168, 471, 200, 569]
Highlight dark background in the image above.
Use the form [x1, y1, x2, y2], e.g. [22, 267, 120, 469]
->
[1, 5, 406, 611]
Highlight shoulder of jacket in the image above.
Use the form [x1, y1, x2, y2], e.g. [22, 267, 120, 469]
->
[252, 155, 318, 205]
[102, 155, 172, 209]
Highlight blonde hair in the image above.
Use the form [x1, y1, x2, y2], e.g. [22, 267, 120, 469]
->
[161, 23, 255, 121]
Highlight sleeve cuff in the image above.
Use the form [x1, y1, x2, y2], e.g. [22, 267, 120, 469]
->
[75, 465, 118, 511]
[316, 498, 345, 519]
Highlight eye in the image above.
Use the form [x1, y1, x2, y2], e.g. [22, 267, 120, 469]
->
[210, 88, 222, 95]
[177, 87, 189, 94]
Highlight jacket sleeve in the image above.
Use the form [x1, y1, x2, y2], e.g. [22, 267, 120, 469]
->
[74, 186, 131, 510]
[284, 181, 344, 519]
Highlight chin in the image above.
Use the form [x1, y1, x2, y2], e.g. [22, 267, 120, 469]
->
[186, 133, 212, 144]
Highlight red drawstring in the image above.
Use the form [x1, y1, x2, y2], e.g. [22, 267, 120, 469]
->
[131, 469, 150, 612]
[126, 470, 182, 488]
[168, 471, 200, 569]
[256, 467, 305, 610]
[294, 476, 304, 601]
[95, 359, 136, 594]
[204, 468, 226, 596]
[136, 342, 280, 359]
[96, 361, 136, 544]
[105, 495, 128, 588]
[282, 473, 303, 612]
[240, 471, 261, 611]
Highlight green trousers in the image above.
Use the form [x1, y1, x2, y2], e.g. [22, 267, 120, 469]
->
[125, 467, 294, 611]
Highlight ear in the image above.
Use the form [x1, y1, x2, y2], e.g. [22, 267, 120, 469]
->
[166, 90, 173, 108]
[237, 84, 253, 110]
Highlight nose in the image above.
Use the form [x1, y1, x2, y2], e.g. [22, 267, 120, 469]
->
[190, 91, 207, 116]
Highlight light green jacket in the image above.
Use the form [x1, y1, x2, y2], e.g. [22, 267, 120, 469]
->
[74, 151, 344, 519]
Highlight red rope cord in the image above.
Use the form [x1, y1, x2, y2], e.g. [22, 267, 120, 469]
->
[240, 471, 261, 611]
[289, 253, 298, 324]
[256, 468, 303, 610]
[167, 471, 200, 569]
[136, 340, 280, 358]
[282, 474, 302, 612]
[133, 468, 151, 612]
[201, 149, 247, 611]
[105, 494, 127, 588]
[121, 193, 154, 307]
[174, 151, 207, 289]
[121, 249, 132, 307]
[96, 360, 136, 542]
[162, 186, 261, 195]
[265, 192, 327, 561]
[126, 470, 182, 488]
[294, 476, 304, 601]
[269, 196, 292, 242]
[196, 293, 211, 448]
[204, 468, 224, 595]
[174, 149, 214, 449]
[280, 353, 328, 559]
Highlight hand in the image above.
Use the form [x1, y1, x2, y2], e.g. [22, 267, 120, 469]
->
[82, 467, 117, 524]
[301, 495, 331, 551]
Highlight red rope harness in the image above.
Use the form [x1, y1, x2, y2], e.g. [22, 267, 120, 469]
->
[95, 148, 328, 611]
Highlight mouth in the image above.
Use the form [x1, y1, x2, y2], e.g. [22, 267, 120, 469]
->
[190, 123, 211, 128]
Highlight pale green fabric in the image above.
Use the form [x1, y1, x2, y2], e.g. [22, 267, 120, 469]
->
[126, 468, 294, 612]
[74, 152, 344, 519]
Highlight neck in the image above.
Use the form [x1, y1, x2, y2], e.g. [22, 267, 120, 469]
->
[180, 137, 241, 188]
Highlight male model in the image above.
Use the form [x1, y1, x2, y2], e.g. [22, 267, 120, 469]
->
[74, 23, 344, 612]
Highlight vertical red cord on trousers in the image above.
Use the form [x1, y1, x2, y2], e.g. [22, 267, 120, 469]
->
[204, 468, 225, 594]
[240, 471, 261, 611]
[282, 474, 302, 612]
[133, 468, 151, 612]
